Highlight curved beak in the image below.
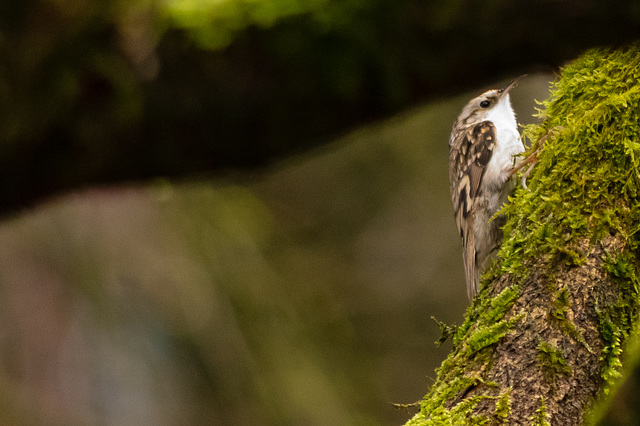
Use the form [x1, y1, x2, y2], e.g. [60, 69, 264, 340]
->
[499, 75, 527, 97]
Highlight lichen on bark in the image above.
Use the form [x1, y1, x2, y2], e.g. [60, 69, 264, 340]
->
[405, 44, 640, 425]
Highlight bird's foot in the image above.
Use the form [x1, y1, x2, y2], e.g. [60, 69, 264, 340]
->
[508, 126, 562, 189]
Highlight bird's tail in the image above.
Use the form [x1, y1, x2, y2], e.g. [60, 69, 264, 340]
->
[464, 243, 479, 300]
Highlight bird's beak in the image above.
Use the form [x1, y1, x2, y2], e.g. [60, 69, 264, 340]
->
[499, 75, 527, 97]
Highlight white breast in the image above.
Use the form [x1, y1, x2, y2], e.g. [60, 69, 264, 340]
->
[481, 95, 524, 214]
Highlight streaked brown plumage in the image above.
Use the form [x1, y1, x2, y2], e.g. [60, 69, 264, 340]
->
[448, 79, 524, 299]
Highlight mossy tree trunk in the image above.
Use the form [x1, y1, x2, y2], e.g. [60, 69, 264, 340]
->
[406, 45, 640, 425]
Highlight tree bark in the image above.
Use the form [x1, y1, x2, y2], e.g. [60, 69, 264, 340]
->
[406, 44, 640, 425]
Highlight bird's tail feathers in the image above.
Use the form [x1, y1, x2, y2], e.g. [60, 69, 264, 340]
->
[463, 243, 479, 299]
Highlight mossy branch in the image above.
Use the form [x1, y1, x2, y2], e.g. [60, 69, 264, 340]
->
[405, 44, 640, 425]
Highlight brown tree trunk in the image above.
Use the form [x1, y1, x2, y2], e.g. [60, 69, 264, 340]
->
[476, 236, 623, 424]
[406, 44, 640, 425]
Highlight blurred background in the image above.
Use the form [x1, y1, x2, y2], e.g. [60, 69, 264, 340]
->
[1, 1, 640, 425]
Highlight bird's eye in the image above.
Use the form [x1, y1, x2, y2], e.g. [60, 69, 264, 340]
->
[479, 100, 491, 108]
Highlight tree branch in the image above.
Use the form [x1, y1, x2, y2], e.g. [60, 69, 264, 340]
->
[406, 44, 640, 425]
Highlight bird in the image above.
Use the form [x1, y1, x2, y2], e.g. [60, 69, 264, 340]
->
[448, 78, 525, 299]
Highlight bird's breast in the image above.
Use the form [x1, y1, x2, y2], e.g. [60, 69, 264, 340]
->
[481, 124, 523, 210]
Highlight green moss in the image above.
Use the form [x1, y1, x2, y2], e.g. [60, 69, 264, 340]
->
[531, 397, 551, 426]
[454, 285, 520, 347]
[501, 44, 640, 277]
[494, 388, 512, 422]
[549, 285, 593, 353]
[481, 285, 520, 325]
[537, 340, 572, 383]
[431, 316, 457, 347]
[455, 285, 522, 355]
[550, 287, 569, 320]
[596, 248, 640, 398]
[500, 43, 640, 415]
[467, 315, 523, 355]
[407, 285, 522, 424]
[406, 385, 512, 426]
[407, 44, 640, 426]
[599, 324, 623, 393]
[587, 329, 640, 425]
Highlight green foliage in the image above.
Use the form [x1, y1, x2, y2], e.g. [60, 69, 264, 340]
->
[537, 340, 572, 380]
[8, 0, 640, 217]
[595, 251, 639, 396]
[531, 397, 551, 426]
[431, 316, 457, 347]
[550, 286, 569, 321]
[405, 285, 521, 424]
[494, 388, 512, 423]
[549, 284, 592, 354]
[506, 44, 640, 424]
[502, 45, 640, 397]
[405, 383, 513, 426]
[161, 0, 367, 49]
[481, 284, 520, 326]
[467, 315, 523, 355]
[454, 285, 520, 347]
[598, 321, 624, 394]
[408, 44, 640, 425]
[501, 44, 640, 273]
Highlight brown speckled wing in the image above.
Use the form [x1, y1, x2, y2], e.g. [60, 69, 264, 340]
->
[451, 121, 496, 298]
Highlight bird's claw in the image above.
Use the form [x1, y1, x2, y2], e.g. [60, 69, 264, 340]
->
[509, 126, 561, 189]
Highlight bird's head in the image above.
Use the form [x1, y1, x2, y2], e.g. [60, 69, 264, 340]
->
[455, 77, 524, 127]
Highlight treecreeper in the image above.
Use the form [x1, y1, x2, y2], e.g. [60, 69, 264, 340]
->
[448, 78, 526, 299]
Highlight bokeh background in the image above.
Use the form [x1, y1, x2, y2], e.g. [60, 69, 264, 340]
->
[1, 1, 640, 425]
[0, 76, 552, 426]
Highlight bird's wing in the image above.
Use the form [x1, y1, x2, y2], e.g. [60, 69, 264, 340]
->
[467, 121, 496, 199]
[451, 121, 496, 298]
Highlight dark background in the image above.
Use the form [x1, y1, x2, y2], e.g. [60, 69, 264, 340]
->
[3, 0, 640, 215]
[1, 0, 639, 424]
